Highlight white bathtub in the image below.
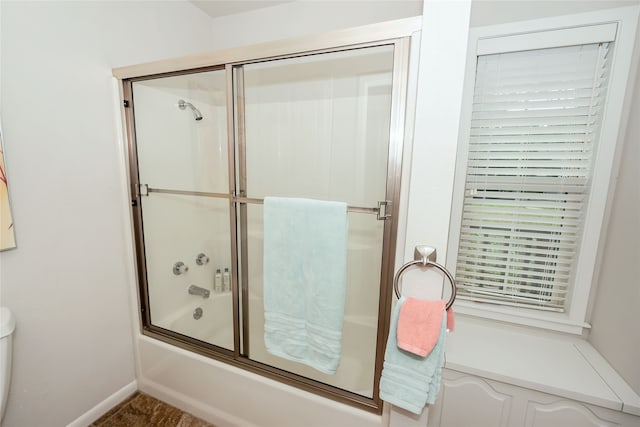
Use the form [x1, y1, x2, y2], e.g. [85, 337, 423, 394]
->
[156, 292, 377, 398]
[139, 289, 385, 427]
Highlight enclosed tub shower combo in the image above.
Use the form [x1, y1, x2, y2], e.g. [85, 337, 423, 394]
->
[117, 18, 423, 414]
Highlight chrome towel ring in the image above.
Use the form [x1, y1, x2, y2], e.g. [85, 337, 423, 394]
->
[393, 257, 457, 310]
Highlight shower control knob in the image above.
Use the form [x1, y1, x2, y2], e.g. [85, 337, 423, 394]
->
[173, 261, 188, 275]
[195, 253, 209, 266]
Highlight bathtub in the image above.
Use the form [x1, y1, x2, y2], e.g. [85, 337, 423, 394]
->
[154, 292, 377, 398]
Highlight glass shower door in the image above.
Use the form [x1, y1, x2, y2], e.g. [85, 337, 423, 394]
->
[236, 45, 395, 397]
[131, 69, 235, 351]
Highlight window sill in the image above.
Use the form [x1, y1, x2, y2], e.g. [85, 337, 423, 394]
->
[444, 314, 640, 416]
[454, 300, 590, 335]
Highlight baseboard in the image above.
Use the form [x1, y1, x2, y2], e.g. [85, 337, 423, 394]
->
[66, 380, 138, 427]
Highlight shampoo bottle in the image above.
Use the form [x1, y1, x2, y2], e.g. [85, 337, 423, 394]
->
[214, 268, 222, 292]
[223, 268, 230, 292]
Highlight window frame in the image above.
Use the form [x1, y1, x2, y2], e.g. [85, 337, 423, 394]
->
[447, 6, 640, 334]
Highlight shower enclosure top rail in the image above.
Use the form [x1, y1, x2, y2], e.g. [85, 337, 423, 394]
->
[112, 16, 421, 80]
[141, 185, 390, 218]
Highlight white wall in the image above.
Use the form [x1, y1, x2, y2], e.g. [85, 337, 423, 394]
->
[207, 0, 422, 50]
[0, 1, 215, 425]
[470, 0, 639, 27]
[589, 67, 640, 395]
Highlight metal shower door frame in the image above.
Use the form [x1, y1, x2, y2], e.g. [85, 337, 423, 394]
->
[118, 17, 420, 414]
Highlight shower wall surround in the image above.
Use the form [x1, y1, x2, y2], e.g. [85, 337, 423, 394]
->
[117, 17, 421, 415]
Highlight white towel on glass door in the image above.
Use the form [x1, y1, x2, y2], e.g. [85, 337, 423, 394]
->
[263, 197, 348, 375]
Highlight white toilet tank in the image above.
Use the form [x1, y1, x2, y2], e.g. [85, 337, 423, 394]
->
[0, 307, 15, 424]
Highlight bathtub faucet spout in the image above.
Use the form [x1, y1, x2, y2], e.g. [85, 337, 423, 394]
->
[188, 285, 210, 298]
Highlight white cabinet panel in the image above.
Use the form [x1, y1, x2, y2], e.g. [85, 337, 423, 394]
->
[428, 369, 640, 427]
[525, 400, 620, 427]
[428, 373, 513, 427]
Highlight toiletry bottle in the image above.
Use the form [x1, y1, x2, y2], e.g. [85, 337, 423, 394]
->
[223, 267, 230, 292]
[214, 268, 222, 292]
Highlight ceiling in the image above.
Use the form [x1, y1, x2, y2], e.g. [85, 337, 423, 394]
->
[189, 1, 294, 18]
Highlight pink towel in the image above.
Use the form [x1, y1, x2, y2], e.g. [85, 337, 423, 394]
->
[397, 298, 446, 357]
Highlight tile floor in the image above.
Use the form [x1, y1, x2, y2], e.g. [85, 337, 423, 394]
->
[90, 392, 216, 427]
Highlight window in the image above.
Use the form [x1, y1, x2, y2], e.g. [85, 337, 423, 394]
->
[448, 8, 639, 333]
[457, 42, 610, 312]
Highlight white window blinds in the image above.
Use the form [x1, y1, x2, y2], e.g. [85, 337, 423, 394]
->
[455, 43, 611, 312]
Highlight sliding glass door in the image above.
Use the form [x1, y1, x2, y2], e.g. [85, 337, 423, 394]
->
[235, 45, 395, 397]
[130, 69, 235, 351]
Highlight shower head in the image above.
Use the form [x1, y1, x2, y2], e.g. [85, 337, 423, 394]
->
[177, 99, 203, 121]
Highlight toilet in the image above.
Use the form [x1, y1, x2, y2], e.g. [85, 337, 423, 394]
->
[0, 307, 15, 424]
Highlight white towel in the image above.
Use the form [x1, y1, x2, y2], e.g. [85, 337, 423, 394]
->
[263, 197, 348, 374]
